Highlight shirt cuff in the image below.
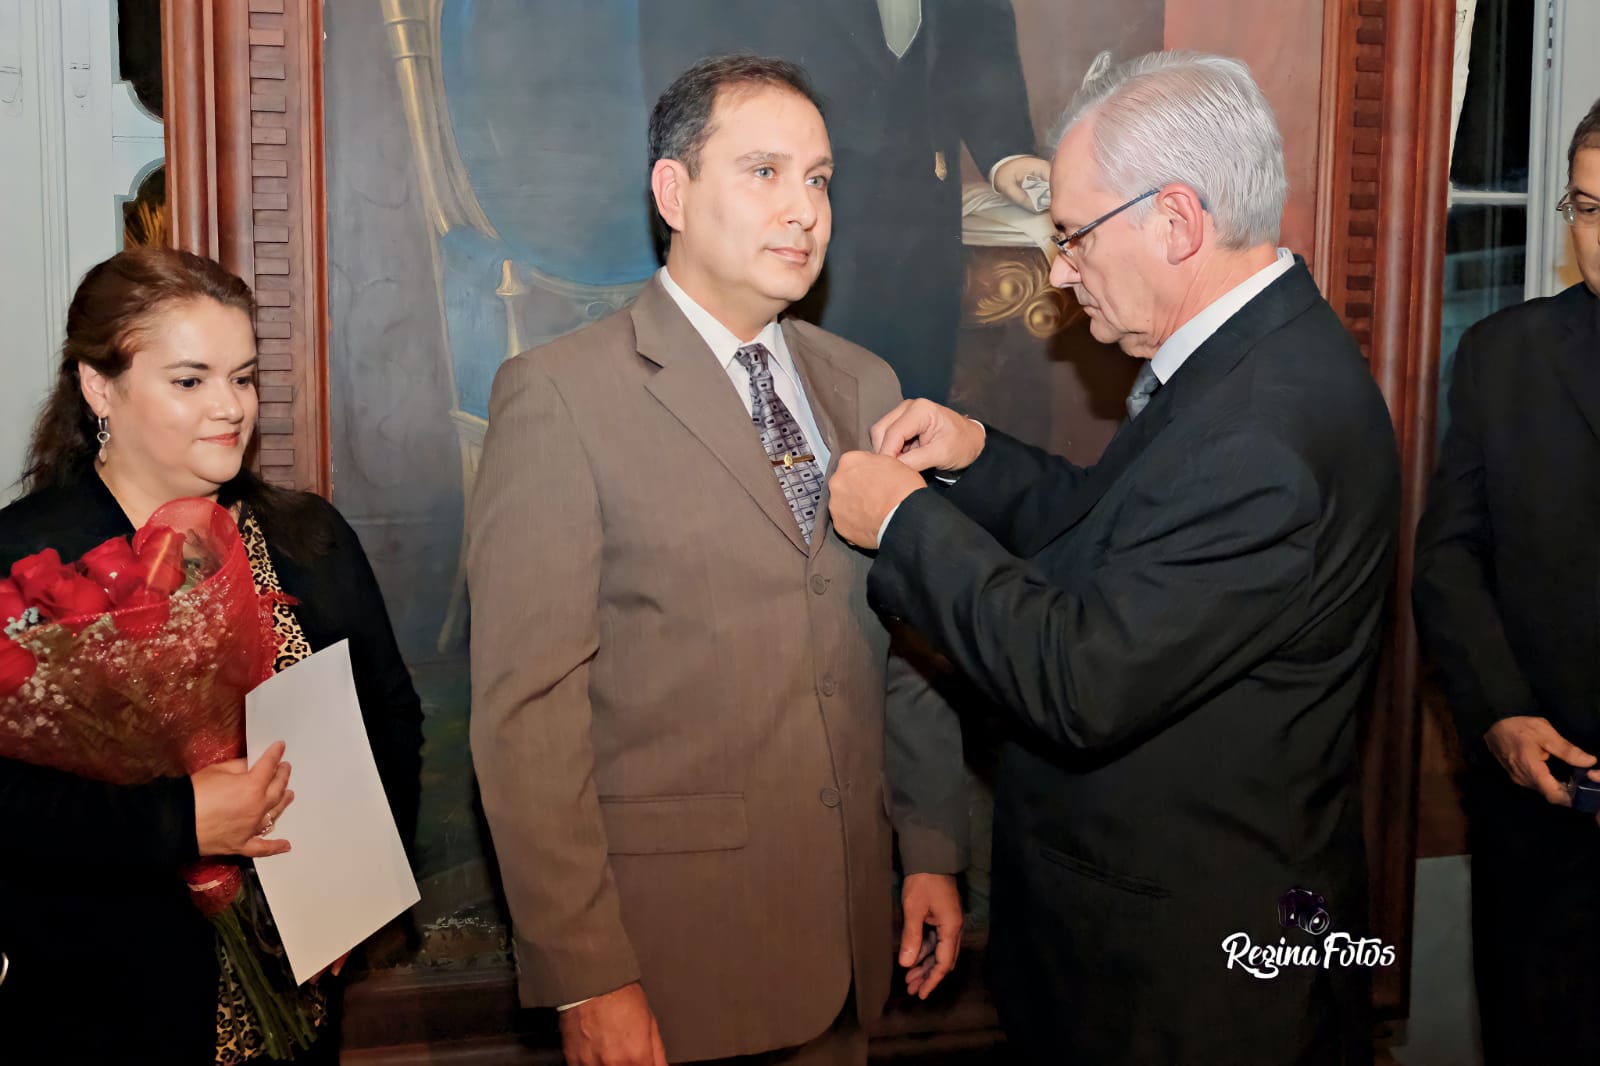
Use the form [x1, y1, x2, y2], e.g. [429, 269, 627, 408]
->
[877, 504, 903, 547]
[988, 154, 1028, 192]
[879, 421, 984, 546]
[932, 419, 986, 486]
[557, 998, 593, 1012]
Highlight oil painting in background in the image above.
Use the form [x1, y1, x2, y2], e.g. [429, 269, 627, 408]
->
[323, 0, 1164, 971]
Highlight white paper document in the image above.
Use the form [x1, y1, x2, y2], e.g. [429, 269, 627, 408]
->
[246, 639, 419, 984]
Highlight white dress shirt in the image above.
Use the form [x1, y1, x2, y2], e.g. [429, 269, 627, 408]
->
[658, 266, 832, 474]
[1146, 248, 1295, 385]
[877, 248, 1297, 547]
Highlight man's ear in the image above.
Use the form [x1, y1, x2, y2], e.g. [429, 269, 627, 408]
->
[651, 158, 689, 235]
[78, 362, 114, 420]
[1158, 184, 1208, 265]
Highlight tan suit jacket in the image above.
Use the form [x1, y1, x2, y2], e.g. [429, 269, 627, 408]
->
[468, 278, 962, 1061]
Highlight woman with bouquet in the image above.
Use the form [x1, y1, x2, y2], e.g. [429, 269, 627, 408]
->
[0, 247, 423, 1063]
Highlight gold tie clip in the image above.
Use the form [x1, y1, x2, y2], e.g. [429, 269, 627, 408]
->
[772, 452, 815, 469]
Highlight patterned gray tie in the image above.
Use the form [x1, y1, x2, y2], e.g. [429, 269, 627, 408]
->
[733, 343, 824, 544]
[1125, 362, 1162, 420]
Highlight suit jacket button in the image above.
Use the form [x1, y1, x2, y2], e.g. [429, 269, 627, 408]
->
[810, 574, 829, 595]
[820, 787, 841, 808]
[819, 676, 837, 696]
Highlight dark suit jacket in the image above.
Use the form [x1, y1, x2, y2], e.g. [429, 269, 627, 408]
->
[638, 0, 1035, 401]
[1413, 282, 1600, 761]
[467, 277, 963, 1061]
[0, 467, 422, 1063]
[869, 263, 1399, 1065]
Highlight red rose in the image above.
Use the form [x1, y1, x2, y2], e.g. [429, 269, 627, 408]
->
[0, 579, 25, 627]
[11, 549, 113, 621]
[184, 861, 243, 918]
[0, 636, 36, 698]
[79, 537, 139, 592]
[37, 568, 113, 620]
[131, 525, 188, 596]
[10, 549, 64, 612]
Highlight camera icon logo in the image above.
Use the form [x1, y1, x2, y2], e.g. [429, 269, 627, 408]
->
[1278, 886, 1332, 937]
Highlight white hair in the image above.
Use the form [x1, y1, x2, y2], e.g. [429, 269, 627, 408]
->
[1053, 51, 1287, 249]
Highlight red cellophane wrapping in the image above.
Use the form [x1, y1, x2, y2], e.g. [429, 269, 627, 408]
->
[0, 497, 279, 780]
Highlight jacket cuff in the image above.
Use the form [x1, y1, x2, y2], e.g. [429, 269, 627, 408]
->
[513, 931, 641, 1010]
[896, 822, 969, 876]
[159, 774, 201, 865]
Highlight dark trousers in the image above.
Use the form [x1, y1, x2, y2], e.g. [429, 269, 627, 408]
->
[1468, 771, 1600, 1064]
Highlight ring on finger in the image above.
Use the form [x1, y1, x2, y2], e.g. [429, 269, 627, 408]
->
[258, 814, 276, 838]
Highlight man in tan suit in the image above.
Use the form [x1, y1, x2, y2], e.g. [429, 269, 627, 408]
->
[469, 56, 966, 1066]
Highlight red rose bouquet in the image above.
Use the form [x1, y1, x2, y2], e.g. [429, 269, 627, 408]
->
[0, 497, 318, 1058]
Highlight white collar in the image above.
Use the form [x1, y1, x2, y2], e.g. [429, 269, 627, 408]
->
[658, 266, 788, 373]
[1149, 249, 1296, 384]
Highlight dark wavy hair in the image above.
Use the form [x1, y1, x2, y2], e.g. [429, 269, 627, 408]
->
[24, 247, 328, 559]
[647, 53, 823, 178]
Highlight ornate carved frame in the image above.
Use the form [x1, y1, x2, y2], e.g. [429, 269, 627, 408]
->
[162, 0, 1454, 1028]
[164, 0, 328, 494]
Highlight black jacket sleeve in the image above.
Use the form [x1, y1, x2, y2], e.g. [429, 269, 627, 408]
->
[932, 0, 1038, 171]
[0, 754, 198, 864]
[1412, 330, 1539, 751]
[0, 478, 200, 868]
[929, 427, 1090, 556]
[872, 427, 1320, 754]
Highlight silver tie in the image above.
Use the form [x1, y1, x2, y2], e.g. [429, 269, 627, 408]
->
[1125, 362, 1162, 420]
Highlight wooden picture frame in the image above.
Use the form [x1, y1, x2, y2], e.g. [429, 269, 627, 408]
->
[164, 0, 328, 496]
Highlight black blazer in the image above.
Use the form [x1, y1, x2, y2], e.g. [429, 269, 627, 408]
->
[1413, 282, 1600, 763]
[0, 466, 423, 1063]
[871, 263, 1399, 1065]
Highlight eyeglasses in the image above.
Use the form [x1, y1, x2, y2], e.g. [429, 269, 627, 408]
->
[1050, 188, 1160, 262]
[1557, 193, 1600, 229]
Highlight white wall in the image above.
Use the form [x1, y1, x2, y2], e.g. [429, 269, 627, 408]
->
[0, 0, 162, 501]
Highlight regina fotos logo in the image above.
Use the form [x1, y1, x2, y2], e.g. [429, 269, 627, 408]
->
[1220, 886, 1396, 980]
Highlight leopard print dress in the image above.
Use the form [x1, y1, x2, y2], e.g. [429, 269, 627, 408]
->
[213, 513, 327, 1062]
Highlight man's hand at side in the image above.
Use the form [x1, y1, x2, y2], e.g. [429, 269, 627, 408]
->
[1484, 716, 1598, 809]
[872, 399, 986, 474]
[900, 873, 963, 1000]
[558, 982, 667, 1066]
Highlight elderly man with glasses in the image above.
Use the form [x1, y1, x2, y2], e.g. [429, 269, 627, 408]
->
[1413, 96, 1600, 1065]
[828, 51, 1399, 1064]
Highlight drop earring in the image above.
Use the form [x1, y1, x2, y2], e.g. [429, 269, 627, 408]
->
[96, 416, 110, 464]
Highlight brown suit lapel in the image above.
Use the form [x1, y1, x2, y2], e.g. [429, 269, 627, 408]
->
[783, 320, 862, 560]
[783, 320, 861, 468]
[633, 279, 811, 555]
